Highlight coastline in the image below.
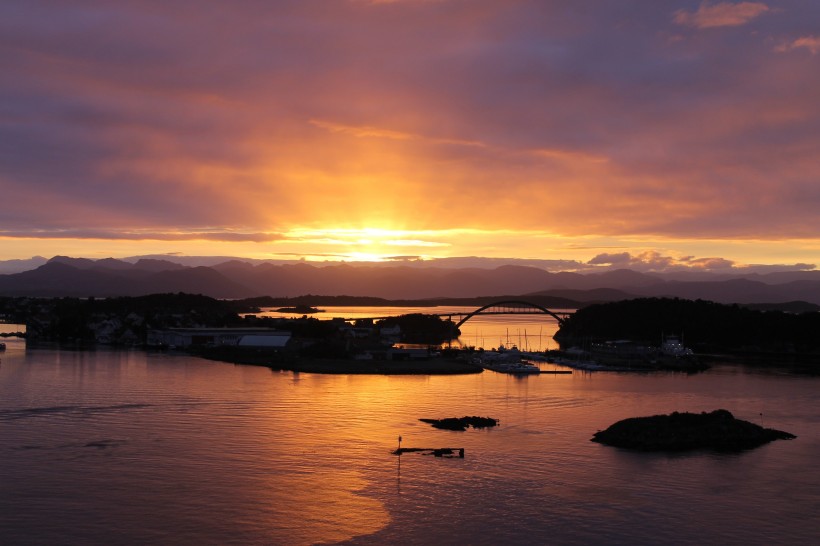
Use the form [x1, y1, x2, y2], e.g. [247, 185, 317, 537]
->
[283, 357, 483, 375]
[199, 351, 483, 375]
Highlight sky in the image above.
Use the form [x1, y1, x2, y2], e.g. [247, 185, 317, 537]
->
[1, 0, 819, 273]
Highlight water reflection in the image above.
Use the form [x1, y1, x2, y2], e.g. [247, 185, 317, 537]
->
[256, 305, 569, 351]
[1, 345, 818, 545]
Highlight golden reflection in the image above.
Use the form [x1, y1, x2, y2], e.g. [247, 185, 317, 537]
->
[191, 366, 394, 545]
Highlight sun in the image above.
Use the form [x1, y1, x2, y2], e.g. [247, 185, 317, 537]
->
[281, 226, 450, 262]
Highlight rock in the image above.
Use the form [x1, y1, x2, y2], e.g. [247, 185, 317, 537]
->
[419, 416, 499, 431]
[592, 409, 795, 452]
[275, 305, 323, 314]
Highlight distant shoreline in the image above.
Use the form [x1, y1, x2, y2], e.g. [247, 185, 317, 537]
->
[201, 353, 483, 375]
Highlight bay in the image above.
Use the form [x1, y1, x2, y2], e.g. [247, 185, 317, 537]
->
[1, 318, 818, 545]
[256, 305, 570, 351]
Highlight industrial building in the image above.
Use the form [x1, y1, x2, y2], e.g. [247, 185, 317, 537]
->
[147, 328, 291, 349]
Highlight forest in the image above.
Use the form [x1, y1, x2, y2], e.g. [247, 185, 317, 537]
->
[555, 298, 820, 355]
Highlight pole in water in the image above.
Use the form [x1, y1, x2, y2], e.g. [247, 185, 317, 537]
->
[398, 435, 402, 451]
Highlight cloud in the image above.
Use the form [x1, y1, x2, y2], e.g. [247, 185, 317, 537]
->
[776, 35, 820, 54]
[737, 263, 817, 273]
[680, 256, 736, 270]
[586, 251, 816, 275]
[587, 252, 632, 266]
[358, 0, 441, 4]
[309, 119, 486, 148]
[1, 1, 819, 266]
[674, 2, 769, 29]
[385, 255, 423, 261]
[587, 251, 730, 272]
[529, 148, 610, 165]
[309, 120, 416, 141]
[587, 251, 678, 272]
[0, 229, 282, 243]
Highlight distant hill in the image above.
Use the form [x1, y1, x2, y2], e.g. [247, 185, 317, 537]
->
[0, 257, 819, 306]
[0, 256, 48, 274]
[0, 258, 255, 299]
[555, 298, 820, 356]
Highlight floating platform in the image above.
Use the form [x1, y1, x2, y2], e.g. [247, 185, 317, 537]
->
[394, 447, 465, 458]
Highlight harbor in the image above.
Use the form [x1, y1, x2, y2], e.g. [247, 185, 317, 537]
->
[2, 341, 817, 545]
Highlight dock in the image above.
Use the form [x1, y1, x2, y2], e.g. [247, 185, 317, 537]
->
[394, 447, 465, 458]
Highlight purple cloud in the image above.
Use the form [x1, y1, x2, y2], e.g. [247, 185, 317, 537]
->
[674, 2, 770, 29]
[0, 0, 818, 266]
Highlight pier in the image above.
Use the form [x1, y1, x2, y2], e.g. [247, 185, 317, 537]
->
[394, 447, 465, 458]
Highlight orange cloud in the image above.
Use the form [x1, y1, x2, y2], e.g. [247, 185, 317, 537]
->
[776, 36, 820, 55]
[0, 229, 281, 243]
[529, 148, 610, 165]
[309, 119, 486, 148]
[2, 1, 819, 269]
[674, 2, 769, 29]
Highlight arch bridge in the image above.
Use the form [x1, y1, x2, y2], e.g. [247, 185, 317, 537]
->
[445, 300, 571, 329]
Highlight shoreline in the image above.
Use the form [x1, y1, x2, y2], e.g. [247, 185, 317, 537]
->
[283, 357, 483, 375]
[200, 352, 484, 375]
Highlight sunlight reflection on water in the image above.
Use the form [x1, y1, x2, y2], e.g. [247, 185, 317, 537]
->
[256, 305, 568, 351]
[1, 345, 818, 545]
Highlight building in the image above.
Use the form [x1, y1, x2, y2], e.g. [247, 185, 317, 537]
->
[237, 334, 291, 348]
[147, 328, 290, 349]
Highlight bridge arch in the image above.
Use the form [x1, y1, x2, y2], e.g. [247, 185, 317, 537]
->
[453, 300, 568, 330]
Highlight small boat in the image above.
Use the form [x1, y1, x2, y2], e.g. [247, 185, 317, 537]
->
[661, 335, 694, 357]
[0, 342, 6, 350]
[485, 361, 541, 374]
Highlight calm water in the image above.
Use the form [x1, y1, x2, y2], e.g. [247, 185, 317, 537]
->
[257, 305, 570, 351]
[1, 323, 819, 545]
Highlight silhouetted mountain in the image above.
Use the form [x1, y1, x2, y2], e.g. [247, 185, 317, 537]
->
[0, 256, 48, 274]
[594, 269, 665, 287]
[527, 288, 639, 303]
[0, 262, 128, 297]
[0, 260, 254, 298]
[48, 256, 98, 269]
[632, 278, 820, 304]
[92, 258, 135, 271]
[756, 270, 820, 284]
[1, 257, 819, 304]
[132, 258, 188, 272]
[140, 267, 255, 299]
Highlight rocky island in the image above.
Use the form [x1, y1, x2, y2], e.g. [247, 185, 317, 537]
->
[275, 305, 324, 314]
[592, 409, 795, 452]
[419, 416, 499, 431]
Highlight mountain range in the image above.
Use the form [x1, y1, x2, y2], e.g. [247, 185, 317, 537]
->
[1, 255, 819, 308]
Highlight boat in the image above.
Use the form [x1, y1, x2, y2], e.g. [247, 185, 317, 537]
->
[642, 335, 706, 371]
[660, 335, 694, 357]
[0, 342, 6, 350]
[483, 360, 541, 374]
[471, 350, 541, 374]
[490, 362, 541, 374]
[551, 355, 609, 371]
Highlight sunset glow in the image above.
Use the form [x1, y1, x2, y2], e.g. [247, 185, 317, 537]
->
[1, 1, 818, 272]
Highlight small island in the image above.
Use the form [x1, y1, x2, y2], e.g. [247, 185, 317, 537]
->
[592, 409, 795, 452]
[275, 305, 324, 314]
[419, 416, 499, 431]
